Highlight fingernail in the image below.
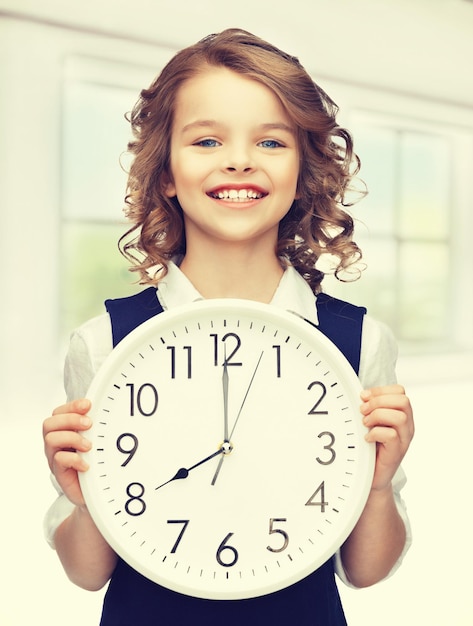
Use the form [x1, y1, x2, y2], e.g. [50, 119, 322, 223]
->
[80, 416, 92, 427]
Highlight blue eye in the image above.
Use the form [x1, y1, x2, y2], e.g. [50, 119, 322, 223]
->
[194, 138, 220, 148]
[259, 139, 283, 149]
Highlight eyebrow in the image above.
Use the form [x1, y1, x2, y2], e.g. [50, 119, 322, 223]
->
[181, 120, 219, 134]
[181, 120, 295, 135]
[260, 122, 295, 134]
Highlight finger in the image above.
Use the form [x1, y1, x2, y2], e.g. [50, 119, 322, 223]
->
[45, 430, 92, 453]
[361, 384, 406, 400]
[362, 405, 409, 427]
[360, 390, 412, 420]
[43, 412, 92, 438]
[363, 405, 413, 445]
[52, 398, 91, 417]
[365, 425, 403, 447]
[53, 450, 90, 474]
[44, 430, 92, 470]
[52, 452, 89, 507]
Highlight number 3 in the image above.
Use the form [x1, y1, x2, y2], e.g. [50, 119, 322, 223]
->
[316, 431, 336, 465]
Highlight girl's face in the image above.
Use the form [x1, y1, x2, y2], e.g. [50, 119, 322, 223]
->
[165, 67, 299, 255]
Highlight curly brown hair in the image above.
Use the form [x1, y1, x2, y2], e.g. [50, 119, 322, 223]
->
[120, 28, 364, 293]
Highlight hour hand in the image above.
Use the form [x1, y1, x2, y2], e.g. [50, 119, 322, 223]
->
[155, 448, 224, 491]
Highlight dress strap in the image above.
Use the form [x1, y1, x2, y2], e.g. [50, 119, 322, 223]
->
[105, 289, 366, 375]
[316, 293, 366, 374]
[105, 287, 162, 347]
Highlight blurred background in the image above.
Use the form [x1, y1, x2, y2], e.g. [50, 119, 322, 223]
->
[1, 0, 472, 623]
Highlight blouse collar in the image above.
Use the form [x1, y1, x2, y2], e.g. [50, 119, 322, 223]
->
[156, 261, 319, 325]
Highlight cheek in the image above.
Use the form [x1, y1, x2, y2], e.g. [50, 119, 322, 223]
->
[164, 154, 199, 199]
[282, 153, 300, 187]
[283, 165, 300, 200]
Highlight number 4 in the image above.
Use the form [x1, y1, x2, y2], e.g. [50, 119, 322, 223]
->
[305, 482, 328, 512]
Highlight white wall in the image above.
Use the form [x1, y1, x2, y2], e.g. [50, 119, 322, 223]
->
[1, 1, 472, 624]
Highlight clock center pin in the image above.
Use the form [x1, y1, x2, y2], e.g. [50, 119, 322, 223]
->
[220, 440, 234, 455]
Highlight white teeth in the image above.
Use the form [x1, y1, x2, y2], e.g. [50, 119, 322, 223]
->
[213, 189, 263, 201]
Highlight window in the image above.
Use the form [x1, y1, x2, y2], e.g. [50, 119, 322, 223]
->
[60, 56, 158, 337]
[324, 109, 470, 353]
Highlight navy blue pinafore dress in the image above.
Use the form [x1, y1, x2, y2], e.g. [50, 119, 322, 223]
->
[99, 288, 366, 626]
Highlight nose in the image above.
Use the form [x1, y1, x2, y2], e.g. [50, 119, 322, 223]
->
[222, 143, 255, 173]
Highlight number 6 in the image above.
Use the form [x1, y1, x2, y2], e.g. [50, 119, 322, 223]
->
[216, 532, 239, 567]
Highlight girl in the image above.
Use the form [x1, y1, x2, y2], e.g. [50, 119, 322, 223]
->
[43, 29, 414, 625]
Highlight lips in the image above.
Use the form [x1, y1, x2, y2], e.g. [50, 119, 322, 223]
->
[207, 186, 268, 202]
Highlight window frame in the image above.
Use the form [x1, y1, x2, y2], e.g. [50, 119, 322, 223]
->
[318, 79, 473, 362]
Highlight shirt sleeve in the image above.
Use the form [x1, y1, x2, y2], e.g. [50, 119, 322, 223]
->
[333, 315, 412, 587]
[358, 315, 399, 388]
[64, 314, 113, 401]
[44, 314, 113, 548]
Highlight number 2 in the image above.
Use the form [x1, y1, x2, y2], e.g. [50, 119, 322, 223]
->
[307, 381, 328, 415]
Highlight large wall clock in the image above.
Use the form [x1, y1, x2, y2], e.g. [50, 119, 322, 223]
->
[79, 298, 374, 599]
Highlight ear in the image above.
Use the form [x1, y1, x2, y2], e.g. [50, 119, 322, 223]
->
[164, 180, 177, 198]
[162, 171, 177, 198]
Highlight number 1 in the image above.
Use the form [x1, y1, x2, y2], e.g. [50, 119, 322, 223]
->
[272, 345, 281, 378]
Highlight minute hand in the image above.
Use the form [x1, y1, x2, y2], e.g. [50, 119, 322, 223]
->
[222, 351, 229, 442]
[230, 350, 264, 439]
[210, 350, 264, 486]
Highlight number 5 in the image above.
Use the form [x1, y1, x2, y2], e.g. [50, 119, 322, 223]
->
[267, 518, 289, 553]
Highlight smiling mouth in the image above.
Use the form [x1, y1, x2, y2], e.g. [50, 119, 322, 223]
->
[208, 188, 267, 202]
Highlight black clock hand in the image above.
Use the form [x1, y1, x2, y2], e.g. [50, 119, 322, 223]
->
[211, 350, 264, 486]
[155, 448, 224, 491]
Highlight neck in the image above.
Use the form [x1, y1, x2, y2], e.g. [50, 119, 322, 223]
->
[179, 244, 284, 303]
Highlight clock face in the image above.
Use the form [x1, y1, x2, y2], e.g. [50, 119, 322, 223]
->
[80, 298, 374, 600]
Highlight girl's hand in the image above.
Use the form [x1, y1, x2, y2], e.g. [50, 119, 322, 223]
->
[360, 385, 414, 492]
[43, 399, 93, 507]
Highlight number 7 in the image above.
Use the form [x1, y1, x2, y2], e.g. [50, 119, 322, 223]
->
[167, 519, 190, 553]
